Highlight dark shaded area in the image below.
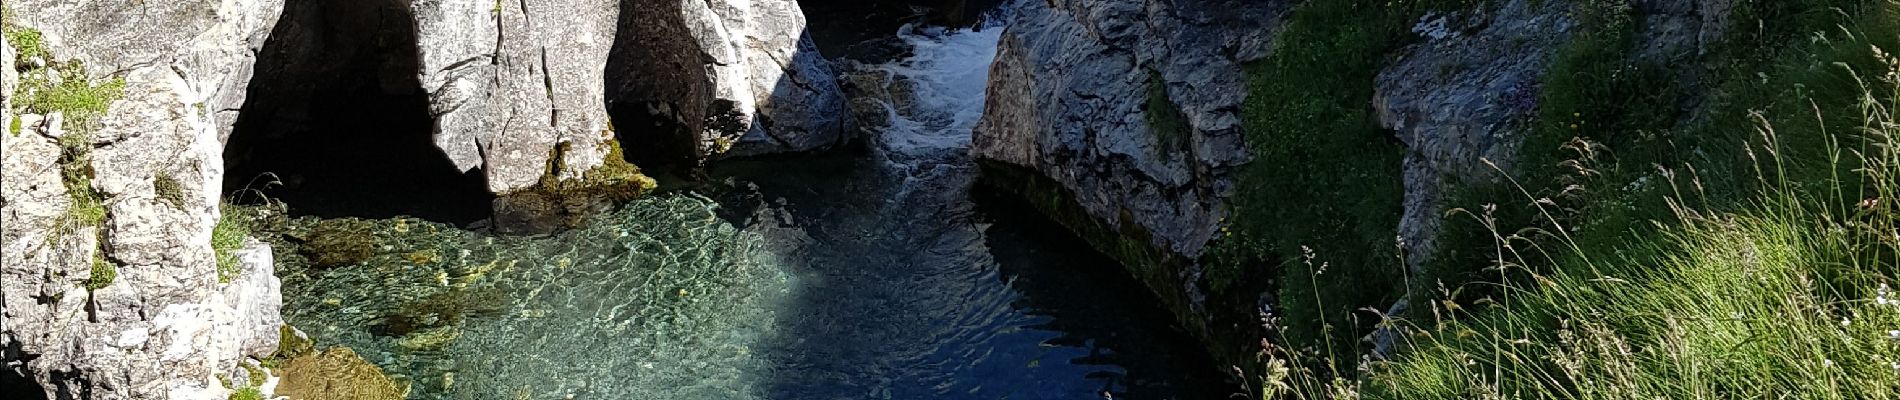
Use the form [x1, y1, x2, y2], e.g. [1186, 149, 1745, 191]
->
[709, 151, 1231, 399]
[796, 0, 1008, 60]
[604, 0, 713, 170]
[0, 337, 50, 400]
[223, 0, 492, 225]
[971, 186, 1236, 400]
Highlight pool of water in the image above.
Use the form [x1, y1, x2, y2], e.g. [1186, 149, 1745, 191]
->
[271, 4, 1230, 399]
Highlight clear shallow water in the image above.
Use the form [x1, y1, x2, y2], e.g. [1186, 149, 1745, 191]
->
[274, 10, 1227, 400]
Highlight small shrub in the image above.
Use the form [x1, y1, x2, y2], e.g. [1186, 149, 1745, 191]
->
[84, 252, 115, 290]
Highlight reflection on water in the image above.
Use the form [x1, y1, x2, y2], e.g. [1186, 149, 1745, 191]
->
[273, 5, 1228, 400]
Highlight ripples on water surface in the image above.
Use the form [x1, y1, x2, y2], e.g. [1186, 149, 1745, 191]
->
[275, 9, 1226, 400]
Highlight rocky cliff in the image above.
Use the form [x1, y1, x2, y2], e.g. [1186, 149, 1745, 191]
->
[970, 0, 1281, 368]
[974, 0, 1739, 370]
[2, 0, 286, 397]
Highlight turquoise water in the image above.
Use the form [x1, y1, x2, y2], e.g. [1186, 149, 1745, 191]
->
[276, 195, 793, 399]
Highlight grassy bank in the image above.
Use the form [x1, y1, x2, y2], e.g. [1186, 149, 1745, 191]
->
[1239, 0, 1900, 398]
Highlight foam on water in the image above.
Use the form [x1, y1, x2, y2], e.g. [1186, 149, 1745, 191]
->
[870, 21, 1005, 157]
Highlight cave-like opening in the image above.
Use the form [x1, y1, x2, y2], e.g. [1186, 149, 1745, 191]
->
[223, 0, 492, 225]
[604, 0, 715, 172]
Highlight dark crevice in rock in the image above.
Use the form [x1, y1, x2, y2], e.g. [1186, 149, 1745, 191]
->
[223, 0, 493, 226]
[0, 337, 49, 400]
[604, 0, 710, 171]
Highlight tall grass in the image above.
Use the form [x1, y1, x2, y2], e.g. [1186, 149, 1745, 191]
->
[1237, 1, 1900, 398]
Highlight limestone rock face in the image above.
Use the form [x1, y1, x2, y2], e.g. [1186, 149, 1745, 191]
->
[710, 0, 857, 157]
[605, 0, 855, 163]
[971, 0, 1278, 262]
[411, 0, 621, 193]
[1, 0, 286, 398]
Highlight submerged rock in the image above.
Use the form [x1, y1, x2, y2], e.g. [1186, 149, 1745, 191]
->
[274, 347, 405, 400]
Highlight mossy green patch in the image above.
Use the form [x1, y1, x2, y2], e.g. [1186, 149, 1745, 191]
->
[2, 21, 45, 64]
[226, 387, 263, 400]
[84, 252, 115, 290]
[18, 63, 125, 131]
[495, 138, 660, 233]
[153, 174, 185, 210]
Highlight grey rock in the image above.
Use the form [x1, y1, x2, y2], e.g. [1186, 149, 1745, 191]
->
[971, 0, 1280, 261]
[407, 0, 850, 193]
[411, 0, 620, 193]
[1, 0, 285, 397]
[1374, 0, 1576, 280]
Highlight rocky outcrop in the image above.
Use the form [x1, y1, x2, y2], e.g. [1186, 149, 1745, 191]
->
[412, 0, 621, 193]
[969, 0, 1280, 368]
[1, 0, 286, 398]
[972, 0, 1277, 263]
[408, 0, 850, 185]
[604, 0, 854, 162]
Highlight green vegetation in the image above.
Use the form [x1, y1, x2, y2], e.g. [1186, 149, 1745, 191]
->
[1238, 0, 1900, 398]
[84, 251, 115, 291]
[1211, 0, 1415, 360]
[3, 17, 45, 63]
[226, 387, 263, 400]
[500, 138, 661, 232]
[16, 63, 125, 130]
[214, 203, 253, 283]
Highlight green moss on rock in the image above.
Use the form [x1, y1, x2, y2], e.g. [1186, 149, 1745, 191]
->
[493, 138, 659, 234]
[84, 252, 115, 290]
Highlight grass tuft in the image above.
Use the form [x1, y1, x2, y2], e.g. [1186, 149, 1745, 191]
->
[214, 203, 253, 283]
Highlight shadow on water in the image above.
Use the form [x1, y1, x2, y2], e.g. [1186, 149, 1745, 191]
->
[222, 0, 492, 226]
[710, 150, 1229, 399]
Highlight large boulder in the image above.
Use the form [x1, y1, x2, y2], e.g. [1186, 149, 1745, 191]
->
[1, 0, 286, 397]
[968, 0, 1279, 367]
